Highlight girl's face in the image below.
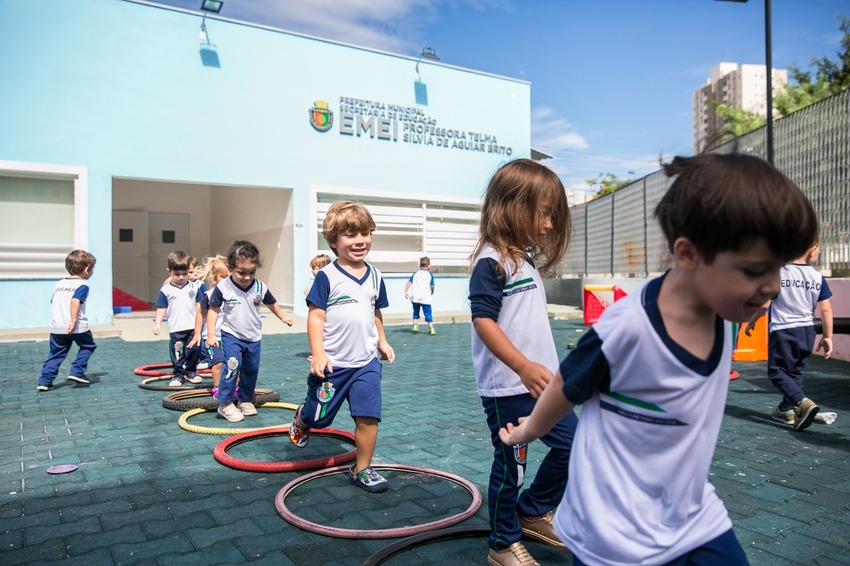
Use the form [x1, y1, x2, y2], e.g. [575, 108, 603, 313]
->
[213, 267, 230, 284]
[231, 259, 257, 287]
[310, 262, 322, 276]
[531, 197, 555, 246]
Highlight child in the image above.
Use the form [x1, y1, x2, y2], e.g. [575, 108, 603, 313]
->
[303, 253, 332, 295]
[37, 250, 98, 390]
[404, 256, 436, 335]
[188, 255, 230, 398]
[468, 159, 578, 565]
[745, 238, 833, 431]
[207, 240, 293, 422]
[154, 251, 203, 387]
[163, 255, 197, 287]
[290, 201, 396, 493]
[498, 153, 818, 566]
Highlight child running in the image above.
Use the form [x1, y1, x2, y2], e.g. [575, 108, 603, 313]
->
[745, 237, 833, 430]
[154, 251, 202, 387]
[290, 201, 396, 493]
[404, 256, 436, 335]
[188, 255, 230, 398]
[469, 159, 577, 566]
[37, 250, 98, 390]
[207, 241, 293, 422]
[498, 153, 818, 566]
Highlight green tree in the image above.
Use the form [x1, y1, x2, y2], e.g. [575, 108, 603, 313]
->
[586, 172, 633, 198]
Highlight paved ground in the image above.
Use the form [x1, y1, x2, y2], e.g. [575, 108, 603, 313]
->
[1, 319, 849, 565]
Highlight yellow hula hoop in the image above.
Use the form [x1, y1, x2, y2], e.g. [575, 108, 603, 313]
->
[178, 401, 299, 435]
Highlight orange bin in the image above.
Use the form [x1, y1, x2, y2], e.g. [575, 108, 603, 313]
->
[733, 312, 768, 362]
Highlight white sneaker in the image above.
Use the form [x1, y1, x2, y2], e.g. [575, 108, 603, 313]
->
[238, 401, 257, 416]
[168, 378, 183, 387]
[196, 362, 210, 370]
[185, 373, 203, 384]
[217, 403, 244, 422]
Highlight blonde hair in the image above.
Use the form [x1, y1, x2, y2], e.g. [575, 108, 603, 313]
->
[195, 255, 229, 286]
[310, 254, 332, 269]
[471, 159, 571, 277]
[322, 201, 377, 256]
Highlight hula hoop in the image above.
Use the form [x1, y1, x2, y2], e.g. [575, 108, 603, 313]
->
[178, 401, 299, 435]
[135, 362, 212, 377]
[363, 525, 490, 566]
[138, 375, 212, 392]
[214, 426, 357, 473]
[162, 388, 279, 411]
[275, 464, 482, 539]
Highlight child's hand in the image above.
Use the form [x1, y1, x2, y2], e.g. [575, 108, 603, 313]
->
[66, 322, 75, 334]
[187, 335, 200, 348]
[207, 336, 219, 348]
[743, 320, 756, 336]
[282, 314, 294, 327]
[153, 324, 160, 336]
[517, 361, 552, 399]
[310, 354, 332, 377]
[378, 341, 395, 363]
[817, 337, 833, 359]
[498, 417, 528, 446]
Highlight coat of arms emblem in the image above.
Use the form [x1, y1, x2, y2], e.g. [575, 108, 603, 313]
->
[309, 100, 333, 132]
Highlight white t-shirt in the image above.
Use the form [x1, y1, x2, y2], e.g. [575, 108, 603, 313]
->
[407, 269, 434, 304]
[48, 277, 90, 334]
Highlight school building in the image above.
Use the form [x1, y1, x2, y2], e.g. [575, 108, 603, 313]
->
[0, 0, 532, 329]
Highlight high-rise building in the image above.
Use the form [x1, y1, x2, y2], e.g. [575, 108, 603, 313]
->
[693, 62, 787, 153]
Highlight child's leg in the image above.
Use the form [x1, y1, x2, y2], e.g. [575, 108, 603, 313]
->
[39, 334, 72, 385]
[481, 394, 530, 550]
[68, 331, 97, 377]
[218, 333, 244, 404]
[353, 416, 379, 472]
[423, 304, 434, 329]
[518, 410, 577, 517]
[169, 333, 187, 380]
[411, 303, 421, 329]
[768, 327, 813, 409]
[184, 330, 200, 372]
[207, 340, 226, 389]
[235, 340, 261, 403]
[345, 359, 383, 471]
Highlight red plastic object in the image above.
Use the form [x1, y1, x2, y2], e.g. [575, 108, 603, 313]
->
[583, 285, 627, 325]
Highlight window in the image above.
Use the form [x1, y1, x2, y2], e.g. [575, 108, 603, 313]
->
[161, 230, 176, 244]
[0, 161, 88, 279]
[119, 229, 134, 242]
[311, 187, 481, 276]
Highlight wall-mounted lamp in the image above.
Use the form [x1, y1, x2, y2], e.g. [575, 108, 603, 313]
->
[199, 0, 223, 42]
[414, 47, 440, 81]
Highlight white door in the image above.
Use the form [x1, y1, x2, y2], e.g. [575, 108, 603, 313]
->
[148, 212, 190, 301]
[112, 210, 150, 302]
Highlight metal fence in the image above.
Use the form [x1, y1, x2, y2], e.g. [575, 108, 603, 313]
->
[561, 89, 850, 277]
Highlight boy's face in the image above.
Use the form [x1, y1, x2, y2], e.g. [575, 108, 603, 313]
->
[690, 238, 783, 323]
[331, 229, 372, 266]
[169, 269, 190, 286]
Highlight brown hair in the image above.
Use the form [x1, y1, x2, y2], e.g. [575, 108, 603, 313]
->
[65, 249, 96, 276]
[322, 201, 377, 256]
[419, 256, 431, 268]
[655, 153, 818, 263]
[226, 240, 262, 269]
[166, 250, 191, 272]
[471, 158, 571, 276]
[310, 254, 332, 269]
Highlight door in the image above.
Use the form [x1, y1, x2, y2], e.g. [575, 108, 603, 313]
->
[112, 210, 150, 303]
[148, 212, 190, 301]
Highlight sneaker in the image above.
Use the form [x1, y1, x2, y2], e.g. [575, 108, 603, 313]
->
[36, 383, 54, 392]
[428, 327, 436, 335]
[794, 397, 819, 431]
[185, 373, 203, 384]
[771, 405, 795, 424]
[487, 542, 539, 566]
[217, 402, 244, 422]
[168, 378, 183, 387]
[289, 406, 310, 447]
[412, 324, 419, 333]
[67, 375, 90, 384]
[196, 362, 210, 370]
[238, 401, 257, 416]
[517, 511, 566, 550]
[348, 465, 388, 493]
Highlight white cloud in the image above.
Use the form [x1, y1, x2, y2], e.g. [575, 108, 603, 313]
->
[531, 105, 588, 153]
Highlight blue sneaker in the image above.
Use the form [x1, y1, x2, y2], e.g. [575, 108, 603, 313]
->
[349, 465, 388, 493]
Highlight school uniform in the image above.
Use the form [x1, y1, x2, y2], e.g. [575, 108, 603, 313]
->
[469, 243, 578, 551]
[300, 261, 388, 428]
[155, 280, 201, 380]
[38, 278, 97, 385]
[208, 276, 277, 404]
[407, 268, 434, 322]
[556, 275, 746, 565]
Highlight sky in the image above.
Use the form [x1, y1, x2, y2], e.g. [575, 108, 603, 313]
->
[148, 0, 846, 194]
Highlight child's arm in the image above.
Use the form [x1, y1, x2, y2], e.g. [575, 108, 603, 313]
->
[744, 301, 770, 336]
[375, 309, 395, 363]
[153, 307, 167, 335]
[307, 305, 331, 376]
[473, 317, 552, 398]
[499, 371, 575, 446]
[403, 280, 411, 299]
[816, 298, 833, 359]
[268, 302, 294, 327]
[206, 307, 220, 347]
[188, 305, 205, 348]
[67, 298, 82, 333]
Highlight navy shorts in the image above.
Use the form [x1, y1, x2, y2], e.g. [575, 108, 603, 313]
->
[300, 357, 382, 428]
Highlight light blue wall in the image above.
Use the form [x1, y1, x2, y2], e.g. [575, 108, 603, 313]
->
[0, 0, 530, 328]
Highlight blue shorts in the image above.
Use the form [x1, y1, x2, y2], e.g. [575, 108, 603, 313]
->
[300, 357, 382, 428]
[205, 341, 226, 366]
